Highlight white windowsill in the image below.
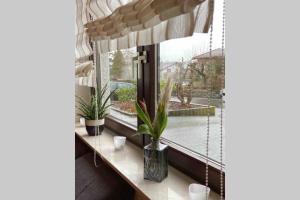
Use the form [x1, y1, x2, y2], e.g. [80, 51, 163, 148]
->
[75, 124, 220, 200]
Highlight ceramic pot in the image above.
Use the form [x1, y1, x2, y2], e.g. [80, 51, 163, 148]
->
[85, 119, 104, 136]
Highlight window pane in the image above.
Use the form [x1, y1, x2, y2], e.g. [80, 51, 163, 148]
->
[108, 48, 137, 127]
[159, 0, 225, 163]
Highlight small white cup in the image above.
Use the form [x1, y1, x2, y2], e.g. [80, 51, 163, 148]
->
[113, 136, 126, 150]
[80, 117, 85, 126]
[189, 183, 210, 200]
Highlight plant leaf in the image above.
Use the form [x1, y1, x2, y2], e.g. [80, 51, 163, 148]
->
[138, 124, 150, 133]
[135, 101, 153, 133]
[133, 124, 152, 137]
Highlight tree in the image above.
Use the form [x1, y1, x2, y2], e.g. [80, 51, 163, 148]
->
[111, 50, 125, 80]
[176, 60, 205, 105]
[205, 58, 224, 92]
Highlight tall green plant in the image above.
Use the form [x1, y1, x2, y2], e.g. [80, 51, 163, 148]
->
[76, 84, 115, 120]
[135, 78, 173, 141]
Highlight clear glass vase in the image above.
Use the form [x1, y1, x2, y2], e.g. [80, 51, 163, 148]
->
[144, 140, 168, 182]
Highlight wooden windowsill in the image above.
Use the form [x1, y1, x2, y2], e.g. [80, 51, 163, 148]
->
[75, 124, 220, 200]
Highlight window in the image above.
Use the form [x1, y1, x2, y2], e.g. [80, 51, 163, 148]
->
[159, 34, 225, 164]
[108, 48, 138, 127]
[158, 0, 225, 164]
[103, 0, 225, 193]
[105, 43, 225, 194]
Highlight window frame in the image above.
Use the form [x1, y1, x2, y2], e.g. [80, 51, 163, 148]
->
[103, 44, 225, 196]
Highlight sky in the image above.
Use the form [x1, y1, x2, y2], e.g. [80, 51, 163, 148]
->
[160, 0, 225, 62]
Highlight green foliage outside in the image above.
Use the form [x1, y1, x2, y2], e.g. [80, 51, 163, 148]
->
[115, 86, 136, 102]
[111, 50, 125, 80]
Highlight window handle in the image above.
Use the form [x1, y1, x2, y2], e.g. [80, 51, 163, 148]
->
[133, 51, 147, 80]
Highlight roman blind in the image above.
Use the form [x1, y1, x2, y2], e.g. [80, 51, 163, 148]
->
[75, 0, 93, 62]
[85, 0, 214, 53]
[75, 61, 96, 87]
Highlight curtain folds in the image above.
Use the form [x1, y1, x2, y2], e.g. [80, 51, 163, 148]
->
[86, 0, 209, 38]
[75, 61, 96, 87]
[75, 0, 214, 74]
[76, 0, 93, 62]
[75, 61, 94, 77]
[75, 71, 96, 87]
[84, 0, 214, 53]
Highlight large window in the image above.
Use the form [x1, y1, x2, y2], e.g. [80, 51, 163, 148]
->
[105, 0, 225, 163]
[108, 48, 137, 127]
[104, 0, 225, 193]
[159, 35, 225, 163]
[158, 0, 225, 164]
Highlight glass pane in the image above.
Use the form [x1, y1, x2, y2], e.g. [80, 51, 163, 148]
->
[108, 47, 138, 127]
[159, 0, 225, 163]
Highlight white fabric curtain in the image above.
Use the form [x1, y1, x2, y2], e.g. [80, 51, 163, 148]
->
[75, 0, 95, 86]
[75, 0, 93, 62]
[85, 0, 213, 53]
[75, 61, 94, 77]
[75, 61, 96, 87]
[75, 70, 96, 87]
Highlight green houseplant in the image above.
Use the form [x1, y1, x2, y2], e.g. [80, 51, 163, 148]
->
[135, 77, 173, 182]
[77, 84, 115, 136]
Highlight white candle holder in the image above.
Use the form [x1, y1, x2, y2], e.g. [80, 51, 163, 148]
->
[113, 136, 126, 150]
[80, 117, 85, 126]
[189, 183, 210, 200]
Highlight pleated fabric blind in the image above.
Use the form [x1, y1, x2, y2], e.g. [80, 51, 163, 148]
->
[75, 70, 96, 87]
[75, 0, 93, 62]
[75, 61, 96, 87]
[75, 0, 214, 87]
[85, 0, 214, 53]
[75, 61, 94, 77]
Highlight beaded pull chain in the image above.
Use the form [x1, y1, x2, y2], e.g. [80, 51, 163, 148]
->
[205, 0, 214, 199]
[219, 0, 225, 199]
[206, 0, 226, 199]
[92, 40, 100, 167]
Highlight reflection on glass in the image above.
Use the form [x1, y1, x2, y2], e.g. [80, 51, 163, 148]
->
[109, 48, 137, 127]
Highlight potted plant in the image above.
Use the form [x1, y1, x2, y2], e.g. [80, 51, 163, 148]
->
[77, 84, 115, 136]
[135, 78, 173, 182]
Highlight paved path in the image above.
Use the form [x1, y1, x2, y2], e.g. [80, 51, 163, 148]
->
[164, 108, 225, 163]
[110, 107, 225, 163]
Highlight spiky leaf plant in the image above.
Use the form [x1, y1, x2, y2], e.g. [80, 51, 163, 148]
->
[76, 84, 115, 120]
[135, 78, 173, 141]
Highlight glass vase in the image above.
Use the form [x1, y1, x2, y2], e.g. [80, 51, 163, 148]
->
[144, 140, 168, 182]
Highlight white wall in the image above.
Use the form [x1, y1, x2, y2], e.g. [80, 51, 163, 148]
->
[75, 85, 91, 122]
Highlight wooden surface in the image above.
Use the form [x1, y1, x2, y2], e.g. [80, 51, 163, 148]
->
[75, 124, 219, 200]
